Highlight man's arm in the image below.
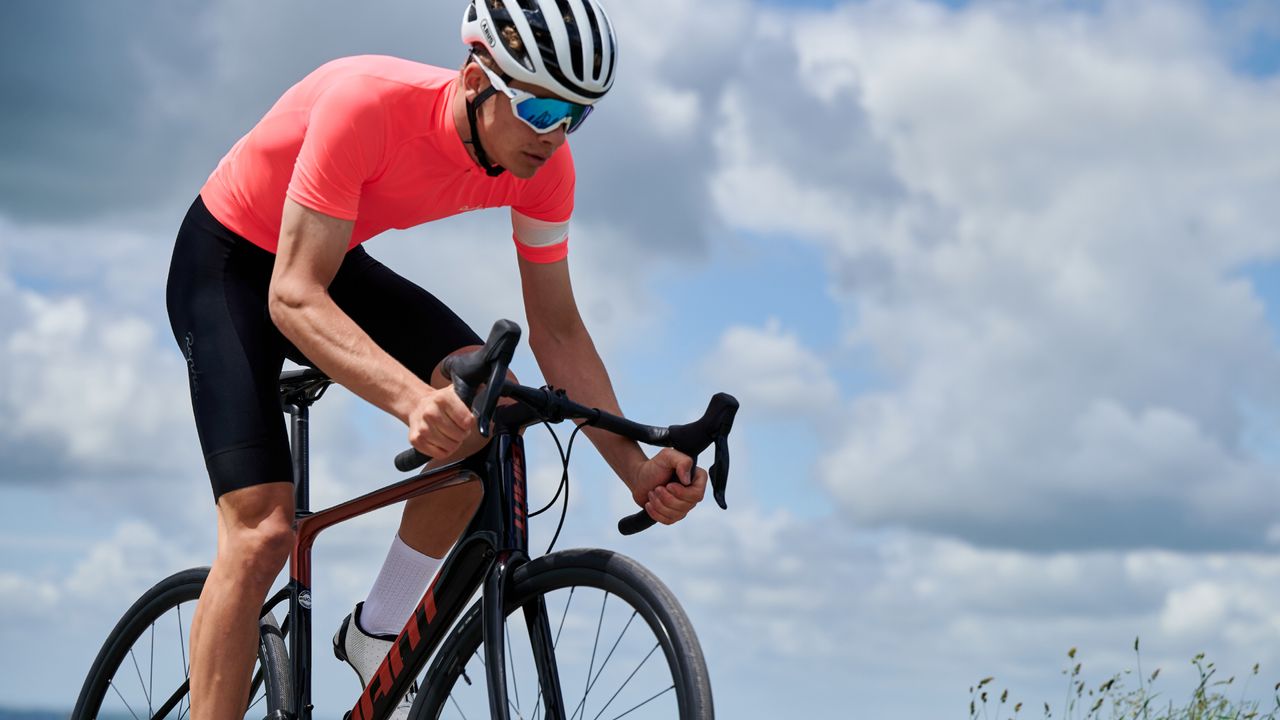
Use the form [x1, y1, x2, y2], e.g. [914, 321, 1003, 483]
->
[518, 255, 706, 524]
[268, 198, 473, 458]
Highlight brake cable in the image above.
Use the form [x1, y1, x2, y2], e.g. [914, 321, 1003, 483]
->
[529, 419, 586, 555]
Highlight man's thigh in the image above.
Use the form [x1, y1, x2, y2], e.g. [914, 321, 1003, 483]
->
[167, 206, 293, 502]
[327, 247, 483, 382]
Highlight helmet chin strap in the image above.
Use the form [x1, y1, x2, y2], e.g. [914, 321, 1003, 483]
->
[465, 85, 506, 177]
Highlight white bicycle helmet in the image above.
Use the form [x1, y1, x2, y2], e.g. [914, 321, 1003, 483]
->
[461, 0, 618, 106]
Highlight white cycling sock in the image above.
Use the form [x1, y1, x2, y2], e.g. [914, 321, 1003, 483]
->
[360, 534, 443, 636]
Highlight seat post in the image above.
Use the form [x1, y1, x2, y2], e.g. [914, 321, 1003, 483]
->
[279, 368, 330, 516]
[287, 401, 312, 515]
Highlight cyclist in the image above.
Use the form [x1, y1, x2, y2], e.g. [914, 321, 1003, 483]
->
[164, 1, 709, 718]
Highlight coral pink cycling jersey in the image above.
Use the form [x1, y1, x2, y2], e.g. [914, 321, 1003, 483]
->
[200, 55, 574, 262]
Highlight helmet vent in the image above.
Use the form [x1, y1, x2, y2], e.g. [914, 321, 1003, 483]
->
[582, 0, 604, 80]
[514, 0, 560, 78]
[598, 4, 615, 88]
[553, 0, 585, 80]
[487, 0, 536, 74]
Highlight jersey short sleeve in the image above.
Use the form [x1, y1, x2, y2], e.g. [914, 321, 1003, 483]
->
[511, 145, 575, 263]
[286, 78, 388, 221]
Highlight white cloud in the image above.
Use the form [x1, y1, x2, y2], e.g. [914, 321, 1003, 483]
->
[1160, 581, 1229, 639]
[701, 318, 839, 421]
[0, 281, 193, 484]
[0, 573, 59, 618]
[709, 0, 1280, 550]
[64, 521, 200, 601]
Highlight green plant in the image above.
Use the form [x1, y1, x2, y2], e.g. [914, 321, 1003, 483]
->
[969, 638, 1280, 720]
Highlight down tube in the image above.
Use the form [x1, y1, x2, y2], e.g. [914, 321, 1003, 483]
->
[346, 536, 494, 720]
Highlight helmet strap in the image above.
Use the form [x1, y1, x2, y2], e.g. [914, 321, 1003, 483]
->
[465, 86, 505, 177]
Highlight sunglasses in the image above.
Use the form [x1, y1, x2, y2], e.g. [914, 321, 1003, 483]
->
[475, 61, 594, 135]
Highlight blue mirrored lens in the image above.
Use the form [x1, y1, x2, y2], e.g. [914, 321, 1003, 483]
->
[515, 98, 592, 133]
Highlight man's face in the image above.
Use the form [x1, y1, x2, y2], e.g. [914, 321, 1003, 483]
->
[465, 63, 570, 180]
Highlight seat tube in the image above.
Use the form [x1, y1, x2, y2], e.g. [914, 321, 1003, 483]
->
[286, 400, 312, 718]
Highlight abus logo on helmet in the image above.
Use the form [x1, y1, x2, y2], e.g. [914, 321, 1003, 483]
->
[480, 18, 496, 48]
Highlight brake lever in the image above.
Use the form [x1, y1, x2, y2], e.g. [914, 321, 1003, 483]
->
[710, 433, 730, 510]
[447, 319, 520, 438]
[618, 392, 739, 535]
[474, 355, 510, 438]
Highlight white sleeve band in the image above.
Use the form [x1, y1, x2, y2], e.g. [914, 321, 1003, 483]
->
[511, 209, 570, 249]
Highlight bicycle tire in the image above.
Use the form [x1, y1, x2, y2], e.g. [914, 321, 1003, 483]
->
[414, 548, 713, 720]
[71, 566, 293, 720]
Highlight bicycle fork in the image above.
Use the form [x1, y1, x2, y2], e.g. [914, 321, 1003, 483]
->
[483, 551, 567, 720]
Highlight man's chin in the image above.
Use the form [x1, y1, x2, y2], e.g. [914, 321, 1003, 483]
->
[508, 163, 538, 180]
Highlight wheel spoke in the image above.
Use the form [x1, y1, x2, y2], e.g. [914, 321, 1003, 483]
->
[589, 643, 660, 720]
[571, 610, 638, 720]
[578, 592, 608, 720]
[507, 619, 521, 713]
[447, 691, 470, 719]
[246, 665, 267, 712]
[178, 603, 189, 676]
[149, 621, 156, 718]
[177, 602, 190, 720]
[109, 679, 143, 720]
[150, 679, 190, 720]
[130, 646, 152, 712]
[553, 587, 574, 650]
[606, 685, 674, 720]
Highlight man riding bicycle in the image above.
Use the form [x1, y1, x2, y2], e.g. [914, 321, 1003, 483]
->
[164, 2, 708, 718]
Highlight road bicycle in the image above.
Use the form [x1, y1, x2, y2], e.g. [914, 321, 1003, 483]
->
[72, 319, 739, 720]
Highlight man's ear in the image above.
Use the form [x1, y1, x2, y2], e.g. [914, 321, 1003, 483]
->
[461, 62, 485, 101]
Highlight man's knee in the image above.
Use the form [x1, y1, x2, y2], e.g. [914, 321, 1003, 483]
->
[216, 483, 296, 584]
[230, 521, 293, 569]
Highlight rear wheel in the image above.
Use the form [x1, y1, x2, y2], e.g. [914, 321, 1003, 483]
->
[71, 567, 292, 720]
[414, 548, 713, 720]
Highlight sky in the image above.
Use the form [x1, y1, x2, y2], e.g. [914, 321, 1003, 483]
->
[2, 0, 1280, 716]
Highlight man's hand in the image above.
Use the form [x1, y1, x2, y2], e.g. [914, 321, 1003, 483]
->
[629, 448, 708, 525]
[407, 387, 476, 459]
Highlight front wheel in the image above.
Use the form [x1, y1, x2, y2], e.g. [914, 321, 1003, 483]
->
[71, 567, 293, 720]
[414, 548, 713, 720]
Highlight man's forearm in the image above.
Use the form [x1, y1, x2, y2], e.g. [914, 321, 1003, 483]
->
[530, 327, 648, 490]
[269, 289, 427, 423]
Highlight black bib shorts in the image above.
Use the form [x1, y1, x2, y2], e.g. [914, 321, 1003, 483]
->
[165, 195, 482, 501]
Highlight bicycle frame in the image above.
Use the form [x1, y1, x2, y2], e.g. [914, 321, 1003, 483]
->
[264, 395, 552, 720]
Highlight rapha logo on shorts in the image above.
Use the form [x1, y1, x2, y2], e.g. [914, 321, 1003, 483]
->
[481, 18, 497, 48]
[184, 332, 200, 400]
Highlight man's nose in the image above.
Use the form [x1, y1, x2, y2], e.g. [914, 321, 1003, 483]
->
[541, 125, 567, 149]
